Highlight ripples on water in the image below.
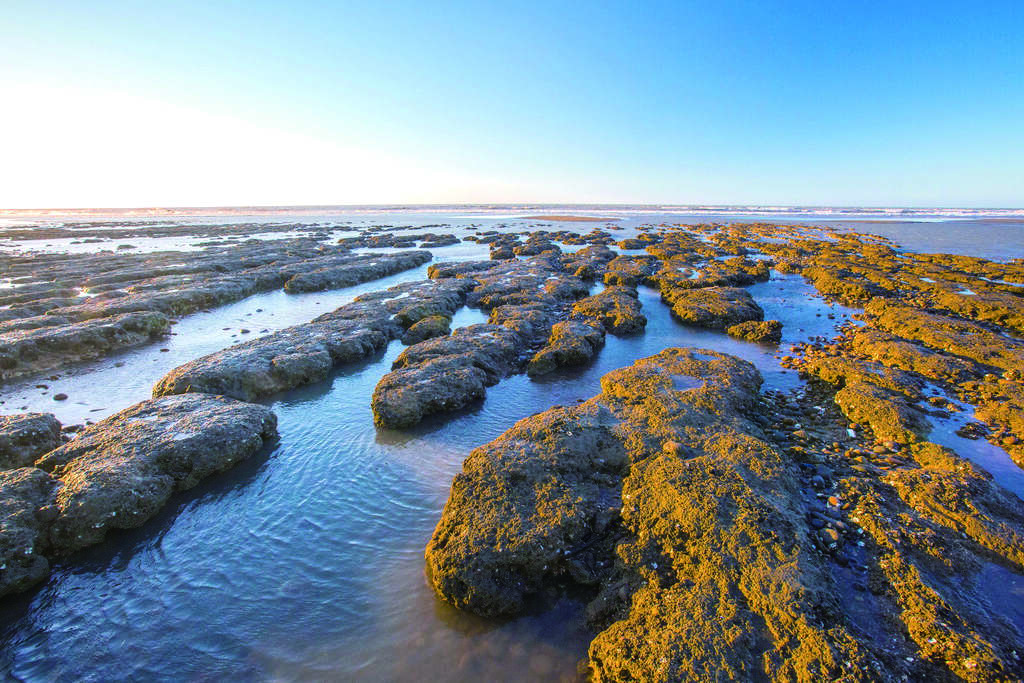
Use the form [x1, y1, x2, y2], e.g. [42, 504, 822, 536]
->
[0, 268, 855, 680]
[2, 216, 1022, 680]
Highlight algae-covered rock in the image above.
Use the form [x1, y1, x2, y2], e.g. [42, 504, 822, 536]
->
[865, 299, 1024, 372]
[372, 324, 523, 428]
[428, 347, 881, 680]
[282, 250, 431, 293]
[154, 314, 391, 401]
[0, 311, 170, 384]
[848, 327, 981, 383]
[400, 314, 451, 345]
[0, 467, 58, 597]
[726, 318, 782, 343]
[833, 382, 930, 444]
[802, 264, 881, 303]
[588, 431, 871, 682]
[803, 357, 924, 400]
[601, 255, 658, 287]
[154, 278, 471, 401]
[561, 245, 616, 281]
[35, 394, 277, 554]
[840, 461, 1024, 681]
[666, 286, 763, 329]
[372, 355, 491, 429]
[570, 286, 646, 335]
[374, 256, 599, 428]
[0, 413, 63, 470]
[526, 320, 605, 377]
[426, 402, 626, 615]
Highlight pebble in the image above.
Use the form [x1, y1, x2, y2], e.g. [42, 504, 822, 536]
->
[819, 528, 840, 544]
[662, 441, 685, 456]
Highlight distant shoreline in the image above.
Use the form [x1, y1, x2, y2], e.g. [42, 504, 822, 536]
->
[523, 215, 619, 222]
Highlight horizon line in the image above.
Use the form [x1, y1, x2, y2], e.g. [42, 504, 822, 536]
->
[2, 202, 1024, 214]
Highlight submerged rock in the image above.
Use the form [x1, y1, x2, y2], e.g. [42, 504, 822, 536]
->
[0, 413, 63, 470]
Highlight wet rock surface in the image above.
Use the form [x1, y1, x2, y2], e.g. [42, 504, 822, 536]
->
[0, 240, 433, 383]
[527, 320, 606, 377]
[428, 346, 1024, 680]
[1, 311, 171, 383]
[664, 285, 764, 329]
[35, 394, 277, 554]
[0, 467, 58, 597]
[373, 256, 596, 427]
[155, 278, 474, 402]
[1, 394, 276, 596]
[0, 413, 63, 470]
[726, 318, 782, 343]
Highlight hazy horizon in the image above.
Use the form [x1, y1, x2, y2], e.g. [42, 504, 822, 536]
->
[3, 202, 1024, 215]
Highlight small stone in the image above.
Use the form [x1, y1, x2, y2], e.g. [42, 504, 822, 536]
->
[663, 441, 685, 456]
[818, 528, 840, 544]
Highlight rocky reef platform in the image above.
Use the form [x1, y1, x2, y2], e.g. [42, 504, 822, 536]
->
[2, 215, 1024, 680]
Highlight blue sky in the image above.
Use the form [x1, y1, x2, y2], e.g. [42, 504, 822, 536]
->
[1, 1, 1022, 207]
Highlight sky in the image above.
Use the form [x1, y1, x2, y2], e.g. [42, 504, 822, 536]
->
[1, 1, 1022, 208]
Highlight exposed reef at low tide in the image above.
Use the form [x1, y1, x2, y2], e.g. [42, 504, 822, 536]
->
[2, 215, 1024, 680]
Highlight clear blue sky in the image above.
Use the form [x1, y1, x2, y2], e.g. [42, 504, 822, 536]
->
[1, 1, 1022, 207]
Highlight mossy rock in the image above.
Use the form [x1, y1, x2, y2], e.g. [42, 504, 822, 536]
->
[726, 319, 782, 343]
